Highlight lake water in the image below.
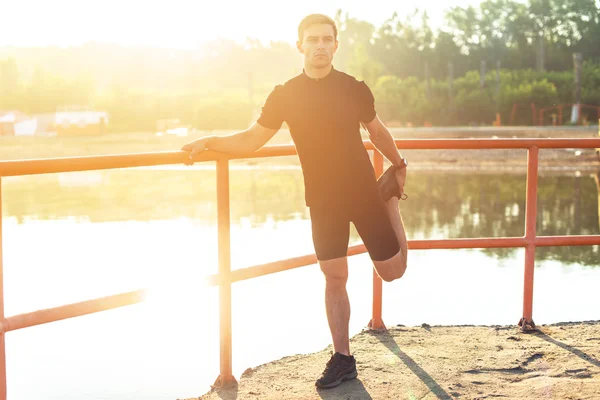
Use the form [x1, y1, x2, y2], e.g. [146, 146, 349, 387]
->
[2, 165, 599, 400]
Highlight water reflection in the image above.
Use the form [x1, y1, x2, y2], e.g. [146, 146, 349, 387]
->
[2, 166, 599, 400]
[401, 172, 600, 266]
[2, 167, 599, 266]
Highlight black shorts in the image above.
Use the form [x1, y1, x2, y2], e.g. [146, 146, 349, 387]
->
[309, 199, 400, 262]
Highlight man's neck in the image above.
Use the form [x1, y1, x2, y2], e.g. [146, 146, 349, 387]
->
[304, 64, 333, 80]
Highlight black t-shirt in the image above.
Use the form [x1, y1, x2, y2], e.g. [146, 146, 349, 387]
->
[257, 67, 381, 210]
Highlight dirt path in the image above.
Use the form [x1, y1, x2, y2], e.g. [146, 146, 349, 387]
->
[193, 322, 600, 400]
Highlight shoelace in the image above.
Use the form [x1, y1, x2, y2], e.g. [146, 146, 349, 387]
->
[322, 356, 336, 375]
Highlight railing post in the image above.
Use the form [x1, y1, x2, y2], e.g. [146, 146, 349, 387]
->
[213, 160, 237, 388]
[368, 151, 386, 330]
[519, 147, 539, 332]
[0, 179, 6, 400]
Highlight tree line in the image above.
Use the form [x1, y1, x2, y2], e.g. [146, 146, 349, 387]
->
[1, 0, 599, 131]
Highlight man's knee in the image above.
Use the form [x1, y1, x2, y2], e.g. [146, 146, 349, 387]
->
[374, 252, 407, 282]
[385, 263, 407, 282]
[319, 257, 349, 283]
[378, 266, 406, 282]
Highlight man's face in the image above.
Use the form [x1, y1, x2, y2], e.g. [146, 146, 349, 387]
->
[297, 24, 338, 68]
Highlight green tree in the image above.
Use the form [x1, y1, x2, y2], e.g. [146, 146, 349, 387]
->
[334, 10, 380, 80]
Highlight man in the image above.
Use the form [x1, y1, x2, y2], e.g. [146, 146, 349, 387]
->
[181, 14, 409, 389]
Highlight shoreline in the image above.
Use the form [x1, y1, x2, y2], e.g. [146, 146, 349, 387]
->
[194, 321, 600, 400]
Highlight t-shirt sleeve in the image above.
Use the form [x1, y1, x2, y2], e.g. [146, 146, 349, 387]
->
[257, 85, 286, 129]
[357, 81, 377, 123]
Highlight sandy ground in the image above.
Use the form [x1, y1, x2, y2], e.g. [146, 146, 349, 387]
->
[193, 321, 600, 400]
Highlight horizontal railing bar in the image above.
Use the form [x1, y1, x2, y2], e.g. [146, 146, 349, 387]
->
[206, 234, 600, 285]
[391, 138, 600, 150]
[409, 237, 527, 249]
[1, 289, 146, 332]
[205, 244, 367, 285]
[2, 138, 600, 177]
[0, 151, 209, 177]
[535, 235, 600, 246]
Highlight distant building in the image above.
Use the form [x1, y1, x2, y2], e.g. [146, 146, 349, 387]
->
[0, 110, 37, 136]
[31, 109, 109, 136]
[33, 113, 58, 136]
[54, 109, 109, 136]
[1, 109, 110, 137]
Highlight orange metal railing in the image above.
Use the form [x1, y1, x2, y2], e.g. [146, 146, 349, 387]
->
[1, 138, 600, 395]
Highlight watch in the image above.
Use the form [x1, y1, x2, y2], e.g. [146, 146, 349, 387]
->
[395, 157, 408, 170]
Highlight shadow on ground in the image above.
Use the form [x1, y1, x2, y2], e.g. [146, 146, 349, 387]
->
[316, 378, 373, 399]
[370, 329, 453, 400]
[535, 329, 600, 368]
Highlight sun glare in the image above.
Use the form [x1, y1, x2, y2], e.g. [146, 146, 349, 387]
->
[0, 0, 461, 48]
[1, 0, 334, 48]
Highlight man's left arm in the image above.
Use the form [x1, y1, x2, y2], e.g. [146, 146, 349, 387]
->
[363, 115, 404, 167]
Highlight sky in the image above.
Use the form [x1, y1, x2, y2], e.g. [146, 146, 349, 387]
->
[1, 0, 486, 49]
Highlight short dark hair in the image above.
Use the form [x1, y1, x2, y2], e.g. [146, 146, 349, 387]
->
[297, 14, 338, 42]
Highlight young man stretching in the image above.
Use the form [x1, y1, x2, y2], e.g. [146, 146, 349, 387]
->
[181, 14, 409, 389]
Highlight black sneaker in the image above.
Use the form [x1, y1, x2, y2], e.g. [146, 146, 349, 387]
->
[378, 165, 402, 202]
[315, 352, 358, 389]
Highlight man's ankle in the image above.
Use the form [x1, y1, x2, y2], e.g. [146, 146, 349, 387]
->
[335, 350, 351, 357]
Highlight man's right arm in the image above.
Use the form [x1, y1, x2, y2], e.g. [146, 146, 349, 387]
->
[181, 122, 279, 159]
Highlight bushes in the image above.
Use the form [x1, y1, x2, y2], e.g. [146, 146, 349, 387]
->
[371, 64, 600, 126]
[95, 61, 600, 129]
[5, 59, 599, 130]
[454, 89, 496, 125]
[97, 92, 254, 133]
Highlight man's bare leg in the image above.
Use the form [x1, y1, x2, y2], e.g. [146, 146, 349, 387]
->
[320, 256, 351, 356]
[385, 197, 408, 263]
[373, 197, 408, 282]
[594, 170, 600, 231]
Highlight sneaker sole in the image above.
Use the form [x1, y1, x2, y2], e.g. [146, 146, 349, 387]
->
[316, 369, 358, 389]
